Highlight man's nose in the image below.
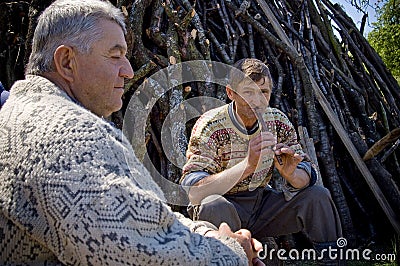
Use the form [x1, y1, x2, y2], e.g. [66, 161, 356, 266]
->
[120, 58, 134, 79]
[250, 94, 267, 107]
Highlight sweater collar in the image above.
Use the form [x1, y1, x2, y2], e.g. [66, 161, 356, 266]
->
[228, 102, 259, 135]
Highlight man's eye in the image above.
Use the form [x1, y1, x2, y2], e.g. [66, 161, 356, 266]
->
[240, 92, 253, 98]
[110, 53, 123, 59]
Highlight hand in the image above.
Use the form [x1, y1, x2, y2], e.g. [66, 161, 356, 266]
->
[273, 143, 310, 188]
[244, 132, 276, 176]
[234, 228, 264, 266]
[273, 143, 303, 177]
[205, 223, 264, 266]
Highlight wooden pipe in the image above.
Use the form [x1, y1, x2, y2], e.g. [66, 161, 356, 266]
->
[254, 108, 283, 165]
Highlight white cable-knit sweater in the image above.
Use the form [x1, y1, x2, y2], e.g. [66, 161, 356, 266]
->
[0, 75, 247, 265]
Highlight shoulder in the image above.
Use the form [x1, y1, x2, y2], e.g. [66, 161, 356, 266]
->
[191, 104, 229, 136]
[267, 107, 288, 119]
[267, 107, 293, 126]
[7, 75, 125, 153]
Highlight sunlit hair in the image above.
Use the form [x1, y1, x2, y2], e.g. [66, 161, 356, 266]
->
[26, 0, 126, 75]
[229, 58, 273, 91]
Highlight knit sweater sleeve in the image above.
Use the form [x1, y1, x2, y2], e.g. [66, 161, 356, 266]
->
[0, 83, 247, 265]
[59, 168, 247, 265]
[42, 121, 247, 265]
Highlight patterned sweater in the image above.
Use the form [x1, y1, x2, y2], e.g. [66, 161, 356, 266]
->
[181, 103, 308, 195]
[0, 75, 247, 265]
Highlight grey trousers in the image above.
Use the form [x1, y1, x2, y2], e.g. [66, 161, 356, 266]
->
[189, 185, 342, 243]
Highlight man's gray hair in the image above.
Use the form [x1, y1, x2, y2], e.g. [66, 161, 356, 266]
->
[26, 0, 126, 75]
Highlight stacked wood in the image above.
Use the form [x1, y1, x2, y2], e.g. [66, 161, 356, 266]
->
[1, 0, 399, 248]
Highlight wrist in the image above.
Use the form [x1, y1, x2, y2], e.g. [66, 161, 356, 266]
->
[281, 168, 296, 181]
[284, 168, 309, 188]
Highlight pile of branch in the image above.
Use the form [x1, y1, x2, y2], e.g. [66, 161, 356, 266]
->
[120, 0, 400, 245]
[1, 0, 399, 247]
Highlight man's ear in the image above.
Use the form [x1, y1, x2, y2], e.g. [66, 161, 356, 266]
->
[53, 45, 76, 82]
[226, 85, 234, 101]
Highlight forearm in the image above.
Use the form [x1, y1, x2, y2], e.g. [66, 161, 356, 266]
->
[54, 183, 247, 265]
[282, 168, 310, 189]
[188, 160, 252, 205]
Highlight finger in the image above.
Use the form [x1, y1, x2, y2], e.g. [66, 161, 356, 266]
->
[260, 144, 276, 154]
[218, 222, 233, 236]
[233, 230, 253, 256]
[251, 141, 276, 155]
[235, 229, 252, 239]
[275, 142, 285, 149]
[252, 132, 275, 146]
[275, 146, 295, 156]
[275, 141, 298, 150]
[273, 144, 286, 155]
[251, 238, 263, 253]
[292, 153, 304, 161]
[280, 151, 303, 164]
[259, 131, 274, 139]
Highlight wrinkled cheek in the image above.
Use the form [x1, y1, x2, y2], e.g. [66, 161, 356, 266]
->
[239, 97, 252, 107]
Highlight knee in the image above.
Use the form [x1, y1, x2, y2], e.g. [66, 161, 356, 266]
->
[200, 195, 233, 210]
[197, 195, 241, 231]
[302, 185, 332, 202]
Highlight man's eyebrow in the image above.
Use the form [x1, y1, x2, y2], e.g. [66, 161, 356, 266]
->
[241, 86, 270, 93]
[241, 86, 257, 91]
[108, 44, 127, 54]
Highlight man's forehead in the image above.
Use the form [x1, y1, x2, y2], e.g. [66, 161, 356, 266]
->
[95, 19, 127, 47]
[237, 77, 269, 88]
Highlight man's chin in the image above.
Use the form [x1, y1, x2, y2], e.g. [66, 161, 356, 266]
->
[113, 101, 123, 113]
[105, 101, 123, 117]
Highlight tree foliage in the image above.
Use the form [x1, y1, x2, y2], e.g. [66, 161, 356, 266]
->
[368, 0, 400, 83]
